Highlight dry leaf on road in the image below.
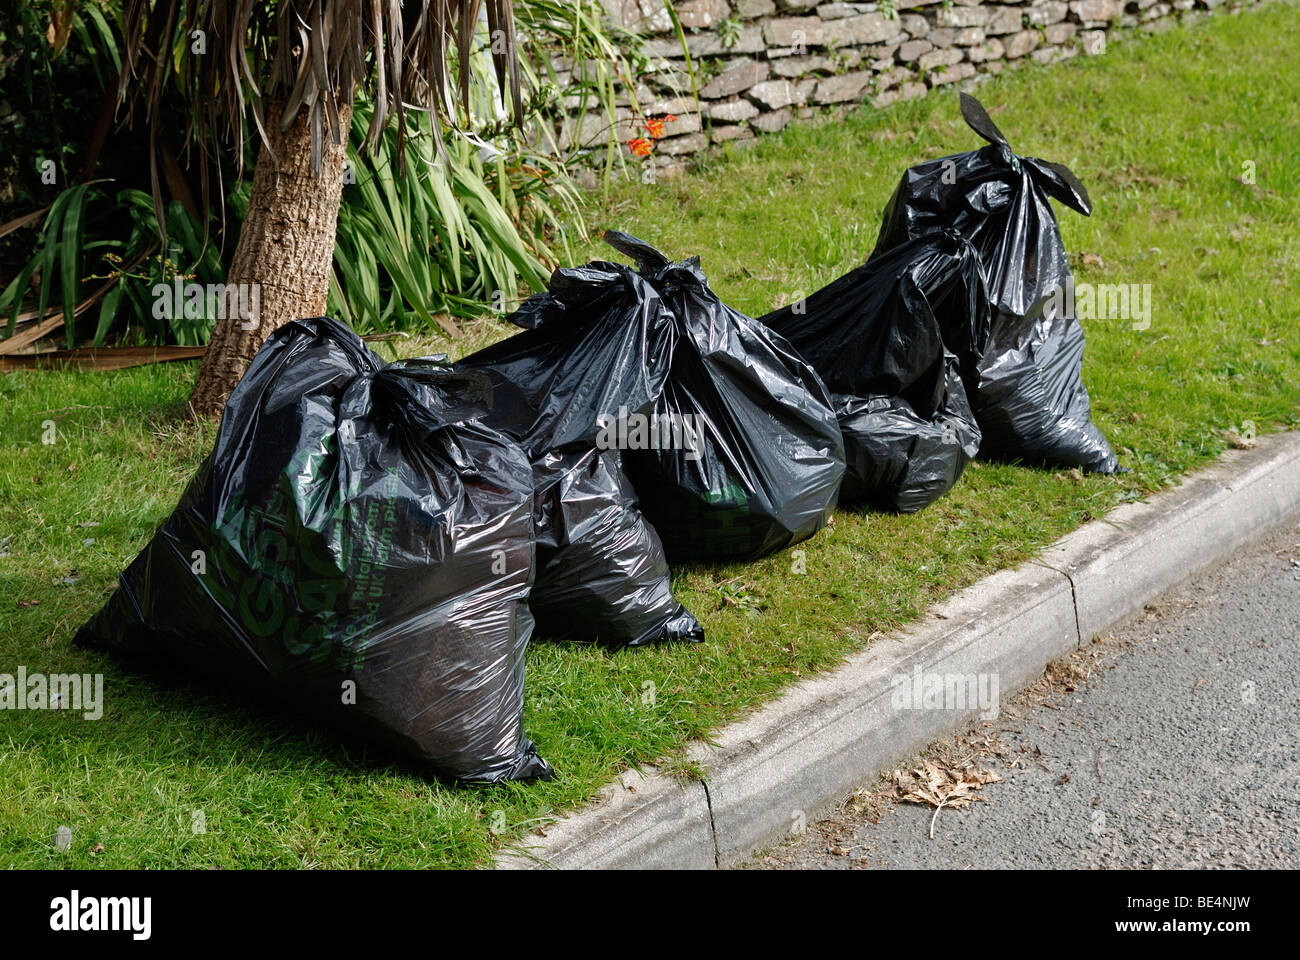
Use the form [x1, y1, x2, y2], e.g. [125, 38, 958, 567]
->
[892, 759, 1003, 838]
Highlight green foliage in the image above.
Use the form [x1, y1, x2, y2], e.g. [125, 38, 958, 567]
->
[716, 15, 743, 50]
[91, 190, 230, 347]
[322, 0, 679, 334]
[329, 97, 580, 334]
[0, 182, 227, 348]
[0, 2, 117, 265]
[1, 0, 627, 347]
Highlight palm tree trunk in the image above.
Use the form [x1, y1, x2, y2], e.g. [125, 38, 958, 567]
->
[189, 96, 352, 419]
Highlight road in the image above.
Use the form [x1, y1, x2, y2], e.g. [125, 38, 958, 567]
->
[755, 515, 1300, 869]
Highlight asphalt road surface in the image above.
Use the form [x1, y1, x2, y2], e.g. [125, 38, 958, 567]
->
[756, 515, 1300, 869]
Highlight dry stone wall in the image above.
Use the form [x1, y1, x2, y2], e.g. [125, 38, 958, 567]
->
[574, 0, 1261, 171]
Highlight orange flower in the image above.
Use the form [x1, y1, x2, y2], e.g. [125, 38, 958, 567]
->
[627, 136, 653, 158]
[645, 117, 666, 139]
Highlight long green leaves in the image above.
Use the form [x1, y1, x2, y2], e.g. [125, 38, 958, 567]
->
[0, 183, 228, 350]
[70, 2, 122, 91]
[330, 95, 580, 335]
[1, 182, 94, 349]
[3, 0, 636, 349]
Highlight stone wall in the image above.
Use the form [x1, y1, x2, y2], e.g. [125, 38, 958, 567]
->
[573, 0, 1260, 171]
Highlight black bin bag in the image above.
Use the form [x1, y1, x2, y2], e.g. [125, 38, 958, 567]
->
[602, 231, 846, 563]
[458, 261, 704, 647]
[873, 92, 1120, 474]
[458, 260, 678, 457]
[529, 448, 704, 647]
[761, 231, 983, 513]
[74, 317, 551, 784]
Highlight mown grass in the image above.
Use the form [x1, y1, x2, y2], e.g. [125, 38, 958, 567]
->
[2, 4, 1298, 868]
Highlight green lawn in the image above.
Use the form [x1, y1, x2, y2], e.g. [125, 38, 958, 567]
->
[3, 4, 1298, 868]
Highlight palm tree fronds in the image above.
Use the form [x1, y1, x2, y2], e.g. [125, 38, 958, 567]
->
[117, 0, 521, 182]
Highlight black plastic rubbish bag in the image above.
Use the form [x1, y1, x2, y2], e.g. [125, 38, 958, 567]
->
[600, 231, 845, 563]
[528, 448, 704, 647]
[74, 317, 551, 784]
[458, 264, 704, 647]
[761, 231, 983, 512]
[873, 92, 1120, 474]
[458, 259, 678, 457]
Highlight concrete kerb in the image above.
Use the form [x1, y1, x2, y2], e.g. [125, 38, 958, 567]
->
[497, 430, 1300, 869]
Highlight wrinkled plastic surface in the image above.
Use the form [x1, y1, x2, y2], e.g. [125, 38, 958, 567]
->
[74, 317, 551, 784]
[459, 269, 703, 646]
[602, 231, 846, 563]
[529, 448, 704, 647]
[762, 232, 983, 512]
[873, 92, 1119, 474]
[458, 260, 677, 457]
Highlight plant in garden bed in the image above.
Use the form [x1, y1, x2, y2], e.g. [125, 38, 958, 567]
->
[2, 0, 649, 382]
[328, 96, 580, 335]
[1, 182, 228, 349]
